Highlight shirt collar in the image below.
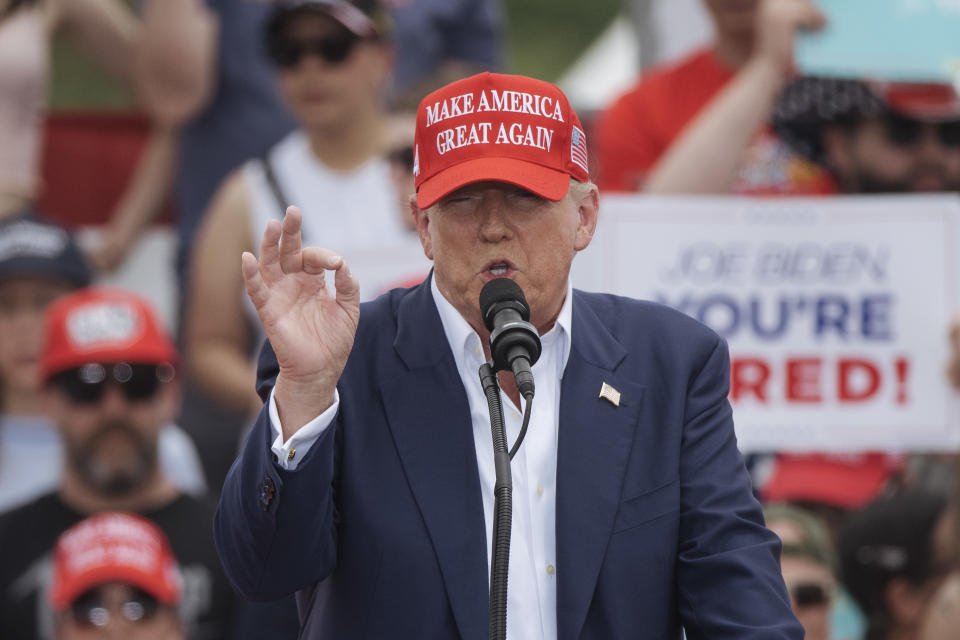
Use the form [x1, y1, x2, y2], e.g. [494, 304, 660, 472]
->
[430, 274, 573, 375]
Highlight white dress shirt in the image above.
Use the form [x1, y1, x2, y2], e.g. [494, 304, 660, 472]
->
[268, 277, 572, 640]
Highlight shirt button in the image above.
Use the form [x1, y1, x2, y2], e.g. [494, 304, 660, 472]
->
[536, 485, 544, 496]
[546, 564, 555, 576]
[474, 345, 482, 356]
[287, 449, 296, 461]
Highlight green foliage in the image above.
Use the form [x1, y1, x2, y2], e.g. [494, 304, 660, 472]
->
[503, 0, 622, 81]
[48, 0, 622, 108]
[49, 38, 133, 109]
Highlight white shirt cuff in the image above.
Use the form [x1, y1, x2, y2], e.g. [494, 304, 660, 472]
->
[268, 387, 339, 470]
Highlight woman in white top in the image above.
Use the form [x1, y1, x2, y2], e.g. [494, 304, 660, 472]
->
[187, 1, 428, 417]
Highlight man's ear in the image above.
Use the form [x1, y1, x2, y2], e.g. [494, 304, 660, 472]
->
[410, 194, 434, 260]
[573, 184, 599, 252]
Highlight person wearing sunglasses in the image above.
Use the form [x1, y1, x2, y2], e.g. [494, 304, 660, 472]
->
[626, 0, 960, 196]
[771, 79, 960, 194]
[0, 215, 207, 515]
[50, 512, 184, 640]
[764, 503, 852, 640]
[0, 287, 237, 639]
[186, 0, 428, 422]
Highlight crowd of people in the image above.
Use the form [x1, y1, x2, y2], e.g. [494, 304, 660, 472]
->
[0, 0, 959, 638]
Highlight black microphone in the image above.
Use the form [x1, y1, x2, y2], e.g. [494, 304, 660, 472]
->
[479, 278, 542, 399]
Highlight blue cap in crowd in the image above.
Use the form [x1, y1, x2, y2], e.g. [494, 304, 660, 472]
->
[0, 213, 92, 289]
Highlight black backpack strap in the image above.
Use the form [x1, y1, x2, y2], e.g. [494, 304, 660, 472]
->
[257, 154, 290, 218]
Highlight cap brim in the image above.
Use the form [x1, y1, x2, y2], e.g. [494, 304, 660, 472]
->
[51, 566, 179, 611]
[269, 2, 376, 39]
[416, 157, 572, 209]
[763, 454, 895, 509]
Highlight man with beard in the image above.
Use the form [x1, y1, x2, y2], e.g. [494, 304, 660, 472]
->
[612, 0, 960, 195]
[0, 287, 236, 639]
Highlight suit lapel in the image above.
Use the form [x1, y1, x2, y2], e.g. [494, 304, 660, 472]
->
[556, 293, 644, 640]
[378, 279, 488, 640]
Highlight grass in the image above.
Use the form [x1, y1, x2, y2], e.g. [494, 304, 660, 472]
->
[49, 0, 622, 109]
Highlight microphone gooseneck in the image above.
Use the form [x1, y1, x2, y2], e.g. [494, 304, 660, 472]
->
[479, 278, 542, 399]
[477, 278, 541, 640]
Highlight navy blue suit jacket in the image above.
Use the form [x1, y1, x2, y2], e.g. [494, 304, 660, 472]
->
[214, 279, 802, 639]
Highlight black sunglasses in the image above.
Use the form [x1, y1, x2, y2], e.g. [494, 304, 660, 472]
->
[883, 113, 960, 148]
[50, 362, 174, 405]
[269, 33, 361, 68]
[70, 586, 159, 627]
[789, 582, 832, 608]
[388, 145, 415, 172]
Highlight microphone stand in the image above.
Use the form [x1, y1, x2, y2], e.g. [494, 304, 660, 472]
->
[478, 363, 534, 640]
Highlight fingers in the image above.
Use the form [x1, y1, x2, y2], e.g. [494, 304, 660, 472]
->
[280, 206, 303, 273]
[259, 219, 283, 284]
[794, 0, 826, 28]
[776, 0, 825, 29]
[241, 251, 270, 310]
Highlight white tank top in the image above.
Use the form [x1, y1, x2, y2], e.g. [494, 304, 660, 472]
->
[244, 131, 429, 312]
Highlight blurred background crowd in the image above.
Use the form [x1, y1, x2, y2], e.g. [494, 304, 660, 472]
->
[1, 0, 960, 638]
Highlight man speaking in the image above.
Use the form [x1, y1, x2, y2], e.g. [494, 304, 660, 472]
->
[214, 71, 802, 639]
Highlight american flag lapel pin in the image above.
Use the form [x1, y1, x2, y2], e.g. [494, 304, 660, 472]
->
[599, 382, 621, 407]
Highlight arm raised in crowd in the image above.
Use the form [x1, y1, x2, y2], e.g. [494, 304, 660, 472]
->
[644, 0, 824, 194]
[185, 170, 263, 415]
[54, 0, 138, 84]
[136, 0, 219, 127]
[50, 0, 179, 272]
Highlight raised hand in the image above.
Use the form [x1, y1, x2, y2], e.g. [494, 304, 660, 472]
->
[242, 206, 360, 437]
[754, 0, 826, 74]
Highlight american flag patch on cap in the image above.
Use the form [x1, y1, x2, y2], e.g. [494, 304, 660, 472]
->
[570, 126, 588, 172]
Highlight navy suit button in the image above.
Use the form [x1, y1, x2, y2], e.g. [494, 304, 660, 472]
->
[260, 475, 276, 511]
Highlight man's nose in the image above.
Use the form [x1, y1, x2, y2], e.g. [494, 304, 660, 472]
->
[478, 197, 512, 241]
[97, 382, 131, 415]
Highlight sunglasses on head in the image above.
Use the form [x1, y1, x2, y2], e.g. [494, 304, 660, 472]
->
[50, 362, 175, 405]
[268, 33, 361, 68]
[69, 586, 160, 628]
[788, 582, 833, 608]
[883, 113, 960, 148]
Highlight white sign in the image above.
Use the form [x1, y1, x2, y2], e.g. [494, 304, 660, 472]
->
[573, 194, 960, 452]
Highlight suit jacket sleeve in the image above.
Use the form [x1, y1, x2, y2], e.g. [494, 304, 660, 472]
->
[676, 337, 802, 639]
[214, 340, 340, 601]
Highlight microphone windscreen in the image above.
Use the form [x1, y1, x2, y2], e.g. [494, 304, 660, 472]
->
[479, 278, 529, 329]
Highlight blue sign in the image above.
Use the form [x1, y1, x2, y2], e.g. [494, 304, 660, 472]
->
[795, 0, 960, 83]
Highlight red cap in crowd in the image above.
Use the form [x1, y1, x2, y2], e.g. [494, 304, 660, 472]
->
[49, 512, 181, 611]
[414, 72, 590, 208]
[40, 287, 177, 382]
[762, 453, 904, 509]
[869, 81, 960, 121]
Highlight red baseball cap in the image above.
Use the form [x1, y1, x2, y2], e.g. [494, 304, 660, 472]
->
[413, 72, 590, 209]
[40, 287, 177, 381]
[870, 81, 960, 121]
[762, 453, 904, 509]
[49, 512, 181, 611]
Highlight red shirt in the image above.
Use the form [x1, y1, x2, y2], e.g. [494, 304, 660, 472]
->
[595, 48, 837, 195]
